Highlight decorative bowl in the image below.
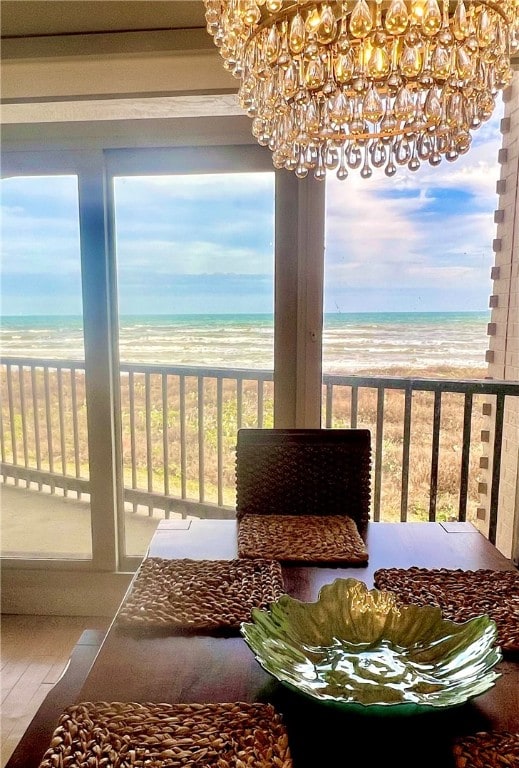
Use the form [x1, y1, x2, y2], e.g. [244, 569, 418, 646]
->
[241, 578, 502, 716]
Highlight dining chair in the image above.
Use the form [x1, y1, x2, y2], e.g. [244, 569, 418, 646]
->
[235, 427, 372, 530]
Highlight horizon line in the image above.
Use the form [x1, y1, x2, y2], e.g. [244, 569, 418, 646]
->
[0, 309, 491, 318]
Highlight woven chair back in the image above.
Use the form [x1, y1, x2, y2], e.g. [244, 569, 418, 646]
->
[235, 428, 371, 527]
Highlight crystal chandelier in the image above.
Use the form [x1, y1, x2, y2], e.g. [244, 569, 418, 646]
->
[204, 1, 519, 179]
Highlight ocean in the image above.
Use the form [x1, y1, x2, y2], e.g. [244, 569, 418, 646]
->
[0, 312, 490, 375]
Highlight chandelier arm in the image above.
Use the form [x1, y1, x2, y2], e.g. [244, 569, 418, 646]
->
[483, 0, 516, 24]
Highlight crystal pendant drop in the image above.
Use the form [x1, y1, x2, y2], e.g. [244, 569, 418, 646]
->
[346, 142, 363, 169]
[335, 50, 355, 83]
[431, 44, 452, 79]
[367, 45, 390, 77]
[305, 58, 326, 89]
[305, 102, 321, 134]
[283, 61, 299, 99]
[385, 0, 409, 35]
[422, 0, 442, 36]
[400, 44, 422, 77]
[363, 85, 385, 123]
[394, 86, 416, 121]
[324, 143, 339, 170]
[446, 91, 464, 127]
[417, 131, 434, 159]
[370, 139, 387, 167]
[289, 13, 306, 54]
[408, 145, 421, 170]
[424, 88, 442, 125]
[380, 113, 398, 139]
[317, 5, 338, 44]
[477, 9, 494, 48]
[266, 26, 279, 64]
[240, 0, 261, 26]
[329, 91, 352, 124]
[453, 0, 469, 40]
[456, 46, 473, 81]
[306, 7, 321, 34]
[478, 91, 495, 121]
[384, 143, 397, 176]
[350, 0, 373, 38]
[496, 58, 513, 88]
[455, 129, 472, 154]
[394, 136, 412, 165]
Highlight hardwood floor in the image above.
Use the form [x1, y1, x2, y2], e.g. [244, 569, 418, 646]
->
[0, 614, 109, 768]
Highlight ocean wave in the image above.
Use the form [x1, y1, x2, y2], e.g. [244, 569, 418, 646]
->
[1, 313, 490, 372]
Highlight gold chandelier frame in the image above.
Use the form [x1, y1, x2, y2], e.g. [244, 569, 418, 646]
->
[248, 0, 512, 33]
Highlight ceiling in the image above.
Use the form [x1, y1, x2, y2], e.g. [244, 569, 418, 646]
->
[0, 0, 242, 128]
[2, 2, 518, 65]
[0, 1, 206, 38]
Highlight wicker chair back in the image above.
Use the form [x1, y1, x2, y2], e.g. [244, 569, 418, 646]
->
[235, 428, 371, 528]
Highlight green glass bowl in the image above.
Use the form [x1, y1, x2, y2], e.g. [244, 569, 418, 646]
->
[241, 578, 502, 716]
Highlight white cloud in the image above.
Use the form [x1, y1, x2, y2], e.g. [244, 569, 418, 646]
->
[325, 179, 426, 270]
[117, 238, 273, 275]
[323, 103, 502, 308]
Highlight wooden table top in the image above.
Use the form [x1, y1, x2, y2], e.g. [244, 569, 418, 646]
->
[8, 520, 519, 768]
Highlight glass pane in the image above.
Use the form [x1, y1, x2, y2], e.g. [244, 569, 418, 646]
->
[322, 108, 504, 524]
[112, 172, 275, 557]
[0, 175, 92, 558]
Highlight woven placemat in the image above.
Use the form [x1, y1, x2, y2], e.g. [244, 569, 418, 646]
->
[116, 557, 285, 632]
[238, 514, 368, 564]
[374, 567, 519, 654]
[37, 701, 293, 768]
[453, 730, 519, 768]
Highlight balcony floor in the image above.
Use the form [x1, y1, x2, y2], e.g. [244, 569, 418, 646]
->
[0, 483, 164, 559]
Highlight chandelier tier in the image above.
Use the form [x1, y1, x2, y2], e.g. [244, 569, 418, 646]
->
[204, 0, 519, 179]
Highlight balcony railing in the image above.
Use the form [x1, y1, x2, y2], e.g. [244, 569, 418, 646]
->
[2, 356, 518, 543]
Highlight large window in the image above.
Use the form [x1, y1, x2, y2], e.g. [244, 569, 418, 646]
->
[322, 106, 504, 524]
[0, 174, 92, 559]
[111, 169, 275, 557]
[0, 145, 293, 572]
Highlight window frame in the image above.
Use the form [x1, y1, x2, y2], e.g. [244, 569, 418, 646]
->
[1, 136, 326, 574]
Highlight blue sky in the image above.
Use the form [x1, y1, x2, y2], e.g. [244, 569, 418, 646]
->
[1, 102, 504, 315]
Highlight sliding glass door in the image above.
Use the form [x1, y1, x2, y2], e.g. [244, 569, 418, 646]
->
[1, 143, 323, 573]
[107, 149, 276, 560]
[0, 171, 92, 559]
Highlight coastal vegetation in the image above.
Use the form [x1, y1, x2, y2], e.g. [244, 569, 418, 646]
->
[1, 363, 488, 525]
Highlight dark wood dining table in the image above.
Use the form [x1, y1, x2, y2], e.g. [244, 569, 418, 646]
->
[7, 519, 519, 768]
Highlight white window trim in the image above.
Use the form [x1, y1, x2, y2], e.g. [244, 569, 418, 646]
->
[1, 131, 325, 579]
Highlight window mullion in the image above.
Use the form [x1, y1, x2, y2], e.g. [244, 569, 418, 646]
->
[78, 154, 121, 571]
[274, 172, 325, 428]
